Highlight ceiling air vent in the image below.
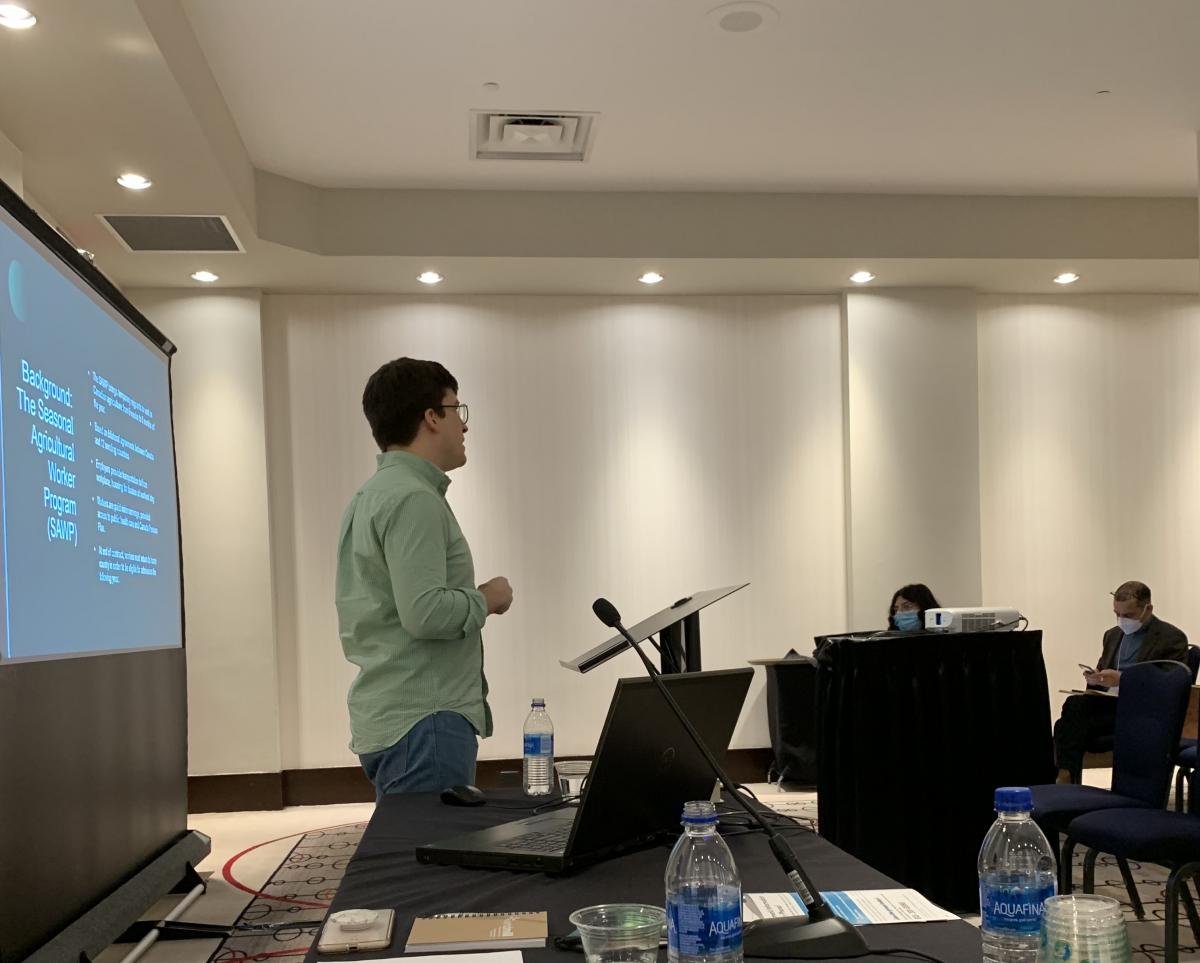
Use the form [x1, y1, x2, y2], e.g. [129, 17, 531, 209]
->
[470, 110, 597, 161]
[98, 214, 244, 253]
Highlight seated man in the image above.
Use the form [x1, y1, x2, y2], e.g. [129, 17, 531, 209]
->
[1053, 580, 1188, 783]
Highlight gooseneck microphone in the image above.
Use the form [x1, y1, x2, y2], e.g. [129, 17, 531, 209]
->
[592, 597, 868, 960]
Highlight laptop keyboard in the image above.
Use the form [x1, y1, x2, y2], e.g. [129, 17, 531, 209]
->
[494, 824, 573, 852]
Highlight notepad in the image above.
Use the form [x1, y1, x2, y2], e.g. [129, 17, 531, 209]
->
[405, 912, 548, 953]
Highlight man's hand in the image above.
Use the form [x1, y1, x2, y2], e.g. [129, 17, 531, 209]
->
[479, 576, 514, 615]
[1085, 668, 1121, 688]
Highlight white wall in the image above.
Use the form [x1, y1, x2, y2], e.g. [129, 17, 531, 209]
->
[262, 295, 847, 768]
[117, 286, 1200, 779]
[978, 294, 1200, 710]
[127, 289, 281, 776]
[844, 289, 982, 628]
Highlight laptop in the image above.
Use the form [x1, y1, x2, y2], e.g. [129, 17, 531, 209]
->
[415, 667, 753, 873]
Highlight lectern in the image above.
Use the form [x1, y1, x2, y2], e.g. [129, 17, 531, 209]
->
[561, 584, 748, 674]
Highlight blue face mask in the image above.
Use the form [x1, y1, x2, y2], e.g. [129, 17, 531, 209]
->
[894, 610, 921, 631]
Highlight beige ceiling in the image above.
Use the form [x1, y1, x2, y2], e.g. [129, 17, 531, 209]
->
[0, 0, 1196, 295]
[182, 0, 1200, 195]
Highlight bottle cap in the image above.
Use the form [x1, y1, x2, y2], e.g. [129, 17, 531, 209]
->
[531, 697, 545, 707]
[681, 799, 718, 824]
[994, 786, 1033, 812]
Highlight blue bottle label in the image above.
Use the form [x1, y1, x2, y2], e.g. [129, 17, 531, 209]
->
[523, 733, 553, 756]
[667, 893, 743, 956]
[980, 875, 1055, 935]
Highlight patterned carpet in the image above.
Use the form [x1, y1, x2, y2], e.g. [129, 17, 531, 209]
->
[210, 821, 365, 962]
[208, 792, 1199, 962]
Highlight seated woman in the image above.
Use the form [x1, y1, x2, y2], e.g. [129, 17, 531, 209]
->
[888, 583, 940, 632]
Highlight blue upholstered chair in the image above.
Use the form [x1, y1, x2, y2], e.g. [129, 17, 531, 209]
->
[1031, 660, 1193, 904]
[1080, 644, 1199, 778]
[1063, 808, 1200, 963]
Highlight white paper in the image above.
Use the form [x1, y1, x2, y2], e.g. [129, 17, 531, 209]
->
[743, 890, 958, 926]
[321, 952, 525, 963]
[743, 892, 809, 921]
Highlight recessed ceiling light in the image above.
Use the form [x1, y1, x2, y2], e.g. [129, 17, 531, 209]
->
[1053, 272, 1080, 285]
[707, 2, 779, 33]
[638, 271, 664, 285]
[75, 248, 95, 262]
[849, 271, 876, 284]
[190, 270, 219, 283]
[417, 271, 444, 285]
[116, 172, 152, 191]
[482, 81, 500, 92]
[0, 5, 36, 29]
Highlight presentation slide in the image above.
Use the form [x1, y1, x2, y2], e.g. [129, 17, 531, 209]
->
[0, 207, 181, 661]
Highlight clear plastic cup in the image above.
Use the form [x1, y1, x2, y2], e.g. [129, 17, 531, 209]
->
[1038, 894, 1131, 963]
[568, 904, 666, 963]
[556, 759, 592, 799]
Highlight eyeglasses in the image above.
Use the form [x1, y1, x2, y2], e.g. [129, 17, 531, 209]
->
[440, 403, 469, 425]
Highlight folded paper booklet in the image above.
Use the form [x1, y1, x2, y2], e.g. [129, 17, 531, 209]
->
[405, 912, 548, 953]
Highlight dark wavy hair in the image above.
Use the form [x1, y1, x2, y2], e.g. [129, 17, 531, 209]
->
[362, 357, 458, 450]
[887, 583, 941, 630]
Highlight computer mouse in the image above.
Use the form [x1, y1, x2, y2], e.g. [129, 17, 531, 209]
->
[440, 784, 487, 806]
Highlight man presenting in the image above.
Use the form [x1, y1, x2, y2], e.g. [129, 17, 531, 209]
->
[336, 358, 513, 796]
[1053, 581, 1188, 783]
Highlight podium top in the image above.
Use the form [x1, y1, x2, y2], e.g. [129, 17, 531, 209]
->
[560, 583, 749, 674]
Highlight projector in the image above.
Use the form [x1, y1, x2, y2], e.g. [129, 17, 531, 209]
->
[924, 607, 1022, 632]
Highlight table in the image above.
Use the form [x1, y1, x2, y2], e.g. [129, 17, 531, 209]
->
[815, 630, 1056, 910]
[305, 791, 982, 962]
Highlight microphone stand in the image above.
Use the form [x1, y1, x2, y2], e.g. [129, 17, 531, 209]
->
[594, 601, 868, 959]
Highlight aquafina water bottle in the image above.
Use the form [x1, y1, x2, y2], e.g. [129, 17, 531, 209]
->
[522, 697, 553, 795]
[978, 786, 1057, 963]
[666, 800, 743, 963]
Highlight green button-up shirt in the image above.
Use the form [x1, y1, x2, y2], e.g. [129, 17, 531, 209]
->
[335, 450, 491, 755]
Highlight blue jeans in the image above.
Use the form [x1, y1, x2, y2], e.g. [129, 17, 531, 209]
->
[358, 711, 478, 799]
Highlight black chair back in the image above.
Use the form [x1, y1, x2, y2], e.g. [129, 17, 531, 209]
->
[1187, 645, 1200, 683]
[1111, 660, 1192, 806]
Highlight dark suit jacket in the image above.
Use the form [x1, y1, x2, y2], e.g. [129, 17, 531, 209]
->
[1097, 615, 1188, 671]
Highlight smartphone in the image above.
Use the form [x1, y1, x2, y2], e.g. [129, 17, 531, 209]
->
[316, 908, 396, 954]
[1078, 664, 1096, 675]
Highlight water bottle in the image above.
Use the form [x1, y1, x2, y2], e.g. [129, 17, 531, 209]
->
[665, 800, 743, 963]
[978, 786, 1057, 963]
[522, 697, 554, 795]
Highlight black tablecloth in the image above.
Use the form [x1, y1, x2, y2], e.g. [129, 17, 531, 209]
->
[304, 790, 981, 963]
[815, 630, 1056, 911]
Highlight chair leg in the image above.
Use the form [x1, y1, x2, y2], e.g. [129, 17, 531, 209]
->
[1116, 856, 1144, 919]
[1165, 863, 1200, 963]
[1181, 878, 1200, 948]
[1082, 848, 1097, 894]
[1061, 837, 1076, 895]
[1167, 872, 1181, 963]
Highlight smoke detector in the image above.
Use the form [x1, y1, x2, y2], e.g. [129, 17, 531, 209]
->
[470, 111, 598, 161]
